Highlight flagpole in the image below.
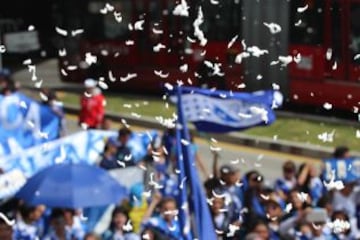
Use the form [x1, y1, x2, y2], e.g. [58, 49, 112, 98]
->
[176, 86, 217, 240]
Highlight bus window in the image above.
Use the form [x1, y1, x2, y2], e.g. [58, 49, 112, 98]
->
[330, 0, 341, 62]
[85, 0, 132, 40]
[350, 3, 360, 64]
[290, 0, 324, 45]
[201, 0, 241, 41]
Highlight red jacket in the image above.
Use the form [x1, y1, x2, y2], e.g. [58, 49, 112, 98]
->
[79, 90, 105, 128]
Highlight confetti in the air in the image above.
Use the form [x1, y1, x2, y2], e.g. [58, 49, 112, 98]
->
[55, 26, 68, 36]
[173, 0, 189, 17]
[227, 35, 238, 49]
[193, 7, 207, 46]
[297, 4, 308, 13]
[263, 22, 282, 34]
[120, 73, 137, 82]
[0, 45, 5, 53]
[134, 20, 145, 31]
[85, 52, 97, 66]
[0, 212, 15, 226]
[71, 29, 84, 36]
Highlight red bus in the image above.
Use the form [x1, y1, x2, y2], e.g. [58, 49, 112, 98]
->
[56, 0, 360, 112]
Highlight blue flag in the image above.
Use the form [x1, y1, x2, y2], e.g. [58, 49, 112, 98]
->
[171, 86, 282, 133]
[176, 87, 217, 240]
[323, 157, 360, 183]
[0, 93, 61, 156]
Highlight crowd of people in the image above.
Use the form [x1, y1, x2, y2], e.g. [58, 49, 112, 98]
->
[1, 73, 360, 240]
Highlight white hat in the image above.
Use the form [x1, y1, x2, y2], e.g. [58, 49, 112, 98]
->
[84, 78, 97, 88]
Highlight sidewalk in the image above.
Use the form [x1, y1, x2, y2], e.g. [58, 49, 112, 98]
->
[13, 59, 360, 159]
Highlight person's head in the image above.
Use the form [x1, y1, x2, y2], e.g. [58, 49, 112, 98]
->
[104, 137, 120, 155]
[118, 127, 132, 145]
[159, 197, 177, 223]
[111, 206, 130, 231]
[62, 208, 75, 225]
[340, 181, 356, 196]
[0, 77, 15, 95]
[333, 146, 350, 159]
[84, 232, 101, 240]
[289, 189, 309, 210]
[0, 213, 13, 240]
[50, 209, 66, 237]
[265, 197, 283, 220]
[101, 118, 112, 130]
[220, 164, 240, 186]
[84, 78, 97, 94]
[249, 220, 270, 240]
[19, 204, 44, 223]
[204, 178, 221, 197]
[282, 161, 296, 180]
[246, 170, 264, 190]
[306, 208, 328, 237]
[317, 195, 333, 216]
[210, 196, 225, 216]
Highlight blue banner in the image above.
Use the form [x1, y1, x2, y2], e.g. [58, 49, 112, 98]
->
[0, 93, 61, 156]
[323, 157, 360, 183]
[0, 129, 156, 199]
[170, 87, 282, 133]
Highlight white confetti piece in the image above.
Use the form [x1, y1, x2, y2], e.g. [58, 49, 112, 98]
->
[55, 26, 68, 36]
[297, 192, 308, 202]
[186, 36, 196, 43]
[193, 7, 207, 46]
[237, 83, 246, 88]
[210, 146, 221, 152]
[317, 130, 335, 142]
[108, 70, 116, 82]
[332, 61, 337, 70]
[260, 194, 269, 200]
[58, 48, 67, 57]
[0, 45, 6, 53]
[294, 19, 302, 26]
[134, 20, 145, 30]
[39, 92, 49, 102]
[123, 220, 133, 232]
[172, 0, 189, 17]
[179, 177, 187, 189]
[323, 102, 332, 110]
[67, 65, 78, 71]
[153, 43, 166, 52]
[181, 139, 190, 146]
[326, 48, 332, 60]
[164, 82, 174, 90]
[28, 25, 35, 31]
[131, 112, 141, 118]
[179, 64, 188, 73]
[256, 74, 263, 80]
[0, 212, 15, 226]
[125, 40, 134, 45]
[247, 46, 269, 57]
[227, 35, 238, 49]
[356, 130, 360, 138]
[285, 203, 293, 213]
[79, 213, 88, 221]
[323, 170, 344, 191]
[60, 69, 68, 76]
[154, 70, 169, 78]
[19, 101, 27, 109]
[114, 11, 122, 22]
[98, 81, 108, 90]
[85, 52, 97, 66]
[34, 80, 43, 88]
[71, 29, 84, 36]
[354, 54, 360, 60]
[263, 22, 282, 34]
[278, 55, 293, 66]
[23, 59, 32, 65]
[120, 73, 137, 82]
[152, 28, 163, 35]
[293, 53, 301, 63]
[297, 4, 308, 13]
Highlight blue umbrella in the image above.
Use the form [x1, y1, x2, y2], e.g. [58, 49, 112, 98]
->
[16, 163, 128, 208]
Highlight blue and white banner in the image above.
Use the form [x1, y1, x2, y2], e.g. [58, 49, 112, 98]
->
[170, 87, 282, 133]
[323, 157, 360, 183]
[0, 129, 157, 199]
[0, 93, 61, 156]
